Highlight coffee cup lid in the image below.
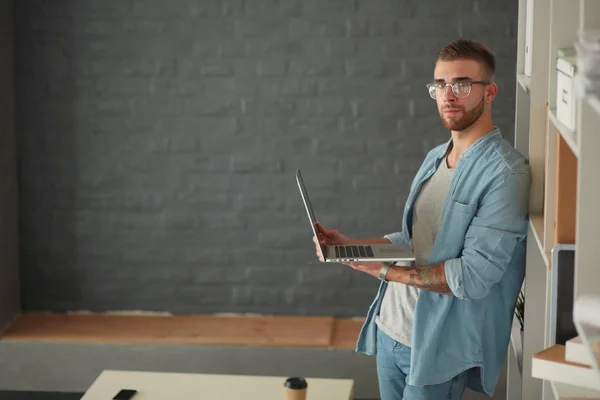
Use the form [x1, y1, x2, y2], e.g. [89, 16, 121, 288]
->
[284, 377, 308, 389]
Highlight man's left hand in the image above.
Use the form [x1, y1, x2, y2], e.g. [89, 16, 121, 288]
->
[343, 262, 384, 278]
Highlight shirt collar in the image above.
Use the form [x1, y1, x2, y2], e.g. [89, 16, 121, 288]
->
[436, 126, 502, 160]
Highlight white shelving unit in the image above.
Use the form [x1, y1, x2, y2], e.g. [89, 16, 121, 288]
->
[509, 0, 600, 399]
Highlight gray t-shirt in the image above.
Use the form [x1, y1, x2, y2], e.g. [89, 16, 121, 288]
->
[376, 156, 454, 346]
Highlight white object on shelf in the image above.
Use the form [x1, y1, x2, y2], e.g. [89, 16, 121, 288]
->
[566, 336, 595, 367]
[556, 56, 577, 132]
[524, 0, 534, 77]
[532, 345, 600, 391]
[574, 295, 600, 382]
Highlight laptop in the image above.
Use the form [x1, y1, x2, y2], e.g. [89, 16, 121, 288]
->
[296, 169, 415, 265]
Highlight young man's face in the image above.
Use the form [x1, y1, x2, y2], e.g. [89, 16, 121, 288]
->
[432, 59, 490, 132]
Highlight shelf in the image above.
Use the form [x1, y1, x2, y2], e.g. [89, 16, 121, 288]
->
[548, 108, 580, 159]
[530, 213, 550, 268]
[532, 344, 600, 391]
[518, 73, 531, 93]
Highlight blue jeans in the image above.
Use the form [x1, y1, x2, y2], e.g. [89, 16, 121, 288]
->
[376, 329, 469, 400]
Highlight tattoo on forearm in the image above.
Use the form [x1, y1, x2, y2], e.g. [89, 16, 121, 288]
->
[404, 264, 454, 296]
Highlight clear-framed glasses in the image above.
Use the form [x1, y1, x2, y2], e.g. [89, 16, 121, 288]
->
[426, 80, 490, 100]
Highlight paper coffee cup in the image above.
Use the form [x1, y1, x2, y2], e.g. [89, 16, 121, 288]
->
[284, 377, 308, 400]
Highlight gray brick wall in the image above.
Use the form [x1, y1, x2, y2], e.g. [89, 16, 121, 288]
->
[15, 0, 517, 317]
[0, 0, 19, 330]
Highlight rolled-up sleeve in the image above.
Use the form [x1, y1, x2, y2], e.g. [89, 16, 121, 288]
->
[384, 231, 408, 245]
[445, 172, 530, 300]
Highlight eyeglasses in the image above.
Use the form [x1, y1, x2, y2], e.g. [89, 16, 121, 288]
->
[426, 81, 490, 100]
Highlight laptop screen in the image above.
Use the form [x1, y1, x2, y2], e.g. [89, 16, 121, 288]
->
[296, 169, 326, 260]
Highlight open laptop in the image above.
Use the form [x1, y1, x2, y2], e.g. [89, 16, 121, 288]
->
[296, 169, 415, 265]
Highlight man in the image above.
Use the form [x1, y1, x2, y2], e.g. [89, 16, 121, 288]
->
[313, 39, 530, 399]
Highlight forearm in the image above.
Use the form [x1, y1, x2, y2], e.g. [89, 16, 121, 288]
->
[386, 263, 454, 296]
[348, 237, 392, 244]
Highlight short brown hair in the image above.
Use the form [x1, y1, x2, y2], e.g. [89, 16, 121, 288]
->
[437, 39, 496, 80]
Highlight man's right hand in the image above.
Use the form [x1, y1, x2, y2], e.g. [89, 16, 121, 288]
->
[312, 222, 351, 262]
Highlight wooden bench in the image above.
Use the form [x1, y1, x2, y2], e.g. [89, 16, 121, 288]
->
[0, 312, 364, 349]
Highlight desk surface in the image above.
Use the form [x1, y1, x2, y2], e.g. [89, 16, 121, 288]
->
[81, 370, 354, 400]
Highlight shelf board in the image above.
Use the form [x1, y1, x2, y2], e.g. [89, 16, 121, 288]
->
[530, 213, 550, 268]
[518, 73, 531, 93]
[533, 345, 600, 391]
[548, 108, 579, 159]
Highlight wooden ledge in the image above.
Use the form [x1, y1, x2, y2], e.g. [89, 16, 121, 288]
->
[0, 313, 364, 350]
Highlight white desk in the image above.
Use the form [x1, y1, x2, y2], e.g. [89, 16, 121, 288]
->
[82, 370, 354, 400]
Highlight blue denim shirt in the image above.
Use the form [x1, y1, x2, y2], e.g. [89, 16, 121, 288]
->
[356, 127, 530, 396]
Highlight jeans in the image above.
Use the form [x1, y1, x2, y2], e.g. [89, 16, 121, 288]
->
[376, 329, 469, 400]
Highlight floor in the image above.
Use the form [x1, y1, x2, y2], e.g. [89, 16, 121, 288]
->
[0, 393, 82, 400]
[0, 393, 374, 400]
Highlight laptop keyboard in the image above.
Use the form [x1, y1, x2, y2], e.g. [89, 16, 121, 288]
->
[334, 245, 374, 258]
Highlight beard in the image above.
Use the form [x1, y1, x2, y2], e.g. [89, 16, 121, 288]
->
[439, 95, 485, 132]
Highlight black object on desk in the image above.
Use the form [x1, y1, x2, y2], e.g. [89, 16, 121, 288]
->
[113, 389, 137, 400]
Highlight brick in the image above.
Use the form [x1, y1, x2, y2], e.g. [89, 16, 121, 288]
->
[319, 78, 384, 97]
[218, 39, 246, 57]
[235, 19, 289, 38]
[220, 0, 245, 17]
[246, 38, 304, 56]
[174, 192, 234, 213]
[234, 191, 288, 212]
[295, 98, 351, 116]
[288, 59, 345, 77]
[247, 266, 301, 285]
[396, 17, 459, 38]
[241, 98, 296, 116]
[287, 117, 340, 136]
[414, 0, 476, 17]
[131, 1, 196, 17]
[258, 78, 318, 97]
[232, 249, 290, 267]
[75, 0, 130, 17]
[186, 262, 245, 280]
[257, 58, 287, 76]
[265, 135, 313, 155]
[204, 78, 256, 97]
[402, 57, 436, 80]
[339, 156, 397, 174]
[289, 19, 346, 37]
[355, 0, 414, 15]
[327, 38, 356, 57]
[245, 0, 301, 18]
[231, 152, 285, 173]
[181, 19, 235, 38]
[234, 117, 289, 136]
[184, 98, 238, 116]
[459, 16, 515, 38]
[296, 264, 353, 286]
[231, 286, 284, 307]
[180, 59, 233, 77]
[346, 17, 368, 37]
[258, 229, 315, 250]
[302, 0, 357, 15]
[344, 59, 384, 77]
